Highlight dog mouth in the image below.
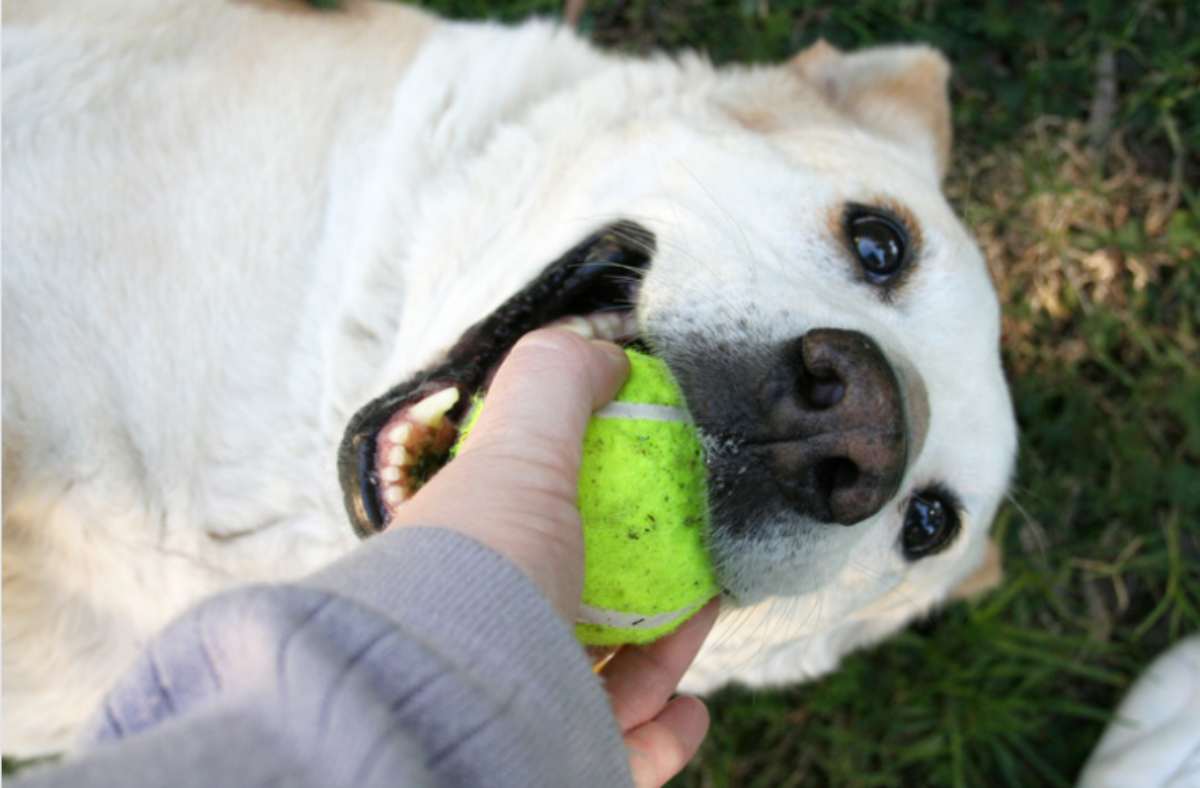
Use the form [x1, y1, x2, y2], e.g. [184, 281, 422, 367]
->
[337, 221, 656, 538]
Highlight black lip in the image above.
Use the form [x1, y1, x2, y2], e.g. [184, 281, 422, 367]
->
[337, 221, 655, 538]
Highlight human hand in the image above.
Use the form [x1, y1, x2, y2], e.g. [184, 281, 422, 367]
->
[602, 597, 719, 786]
[389, 328, 717, 786]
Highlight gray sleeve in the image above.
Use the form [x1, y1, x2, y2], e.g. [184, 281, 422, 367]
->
[14, 527, 633, 788]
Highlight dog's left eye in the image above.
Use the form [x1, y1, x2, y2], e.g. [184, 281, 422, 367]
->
[846, 206, 909, 283]
[902, 489, 960, 559]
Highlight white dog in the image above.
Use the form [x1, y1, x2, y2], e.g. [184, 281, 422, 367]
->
[2, 0, 1016, 756]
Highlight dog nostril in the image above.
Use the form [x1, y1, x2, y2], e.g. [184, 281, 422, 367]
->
[765, 328, 907, 524]
[801, 371, 846, 410]
[813, 457, 859, 503]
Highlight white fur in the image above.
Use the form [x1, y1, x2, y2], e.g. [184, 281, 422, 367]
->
[2, 0, 1016, 754]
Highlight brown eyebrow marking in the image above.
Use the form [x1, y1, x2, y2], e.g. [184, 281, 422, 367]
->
[827, 196, 925, 301]
[871, 197, 924, 254]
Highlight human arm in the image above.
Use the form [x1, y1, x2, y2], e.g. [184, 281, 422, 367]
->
[15, 330, 715, 788]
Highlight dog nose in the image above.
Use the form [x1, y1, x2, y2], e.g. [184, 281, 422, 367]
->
[760, 329, 907, 525]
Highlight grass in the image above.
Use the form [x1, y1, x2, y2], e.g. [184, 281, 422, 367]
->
[7, 1, 1196, 783]
[406, 0, 1199, 784]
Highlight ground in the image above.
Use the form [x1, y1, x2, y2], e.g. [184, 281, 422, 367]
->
[407, 1, 1198, 785]
[6, 1, 1197, 784]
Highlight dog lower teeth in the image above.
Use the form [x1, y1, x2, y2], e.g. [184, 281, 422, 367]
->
[375, 385, 463, 522]
[408, 387, 460, 426]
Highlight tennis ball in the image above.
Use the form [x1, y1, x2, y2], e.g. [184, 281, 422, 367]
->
[452, 348, 718, 646]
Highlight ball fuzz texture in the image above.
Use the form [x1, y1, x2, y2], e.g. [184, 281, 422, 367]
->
[454, 348, 717, 646]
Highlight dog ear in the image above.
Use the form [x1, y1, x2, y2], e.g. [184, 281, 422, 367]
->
[949, 537, 1003, 601]
[791, 40, 953, 181]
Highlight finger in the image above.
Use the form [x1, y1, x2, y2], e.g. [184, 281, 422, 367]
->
[392, 329, 628, 620]
[625, 695, 710, 788]
[605, 598, 719, 732]
[458, 328, 629, 472]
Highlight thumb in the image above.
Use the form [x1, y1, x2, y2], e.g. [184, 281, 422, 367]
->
[390, 328, 629, 620]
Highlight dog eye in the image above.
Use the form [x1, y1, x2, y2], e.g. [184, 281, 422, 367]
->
[846, 206, 908, 283]
[901, 489, 960, 559]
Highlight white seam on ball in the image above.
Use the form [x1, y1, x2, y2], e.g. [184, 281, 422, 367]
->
[577, 600, 703, 630]
[593, 402, 690, 423]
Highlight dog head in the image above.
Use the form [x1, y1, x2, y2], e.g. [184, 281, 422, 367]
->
[337, 32, 1016, 657]
[636, 42, 1017, 611]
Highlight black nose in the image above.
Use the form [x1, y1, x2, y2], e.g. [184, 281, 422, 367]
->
[759, 329, 907, 525]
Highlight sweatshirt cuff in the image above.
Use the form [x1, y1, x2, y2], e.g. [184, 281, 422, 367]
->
[301, 526, 631, 784]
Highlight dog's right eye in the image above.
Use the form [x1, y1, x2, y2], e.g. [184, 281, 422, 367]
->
[901, 488, 961, 560]
[845, 205, 909, 284]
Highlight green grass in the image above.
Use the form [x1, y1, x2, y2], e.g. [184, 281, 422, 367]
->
[402, 1, 1199, 784]
[418, 0, 1198, 164]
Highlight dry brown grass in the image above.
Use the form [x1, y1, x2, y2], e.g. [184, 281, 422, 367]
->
[948, 119, 1193, 374]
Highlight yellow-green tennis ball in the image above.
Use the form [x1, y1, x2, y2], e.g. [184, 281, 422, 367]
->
[452, 348, 718, 646]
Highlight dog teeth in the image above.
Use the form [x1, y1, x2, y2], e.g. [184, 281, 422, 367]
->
[597, 313, 622, 338]
[602, 312, 636, 341]
[408, 387, 459, 427]
[550, 312, 638, 342]
[374, 385, 464, 519]
[557, 316, 595, 338]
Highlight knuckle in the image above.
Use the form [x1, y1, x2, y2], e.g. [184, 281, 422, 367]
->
[454, 443, 583, 517]
[629, 725, 686, 788]
[468, 432, 582, 483]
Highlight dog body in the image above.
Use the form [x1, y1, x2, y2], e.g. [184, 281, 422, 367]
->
[3, 0, 1016, 755]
